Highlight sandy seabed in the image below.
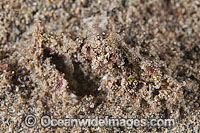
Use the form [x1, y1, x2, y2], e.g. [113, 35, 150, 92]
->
[0, 0, 200, 132]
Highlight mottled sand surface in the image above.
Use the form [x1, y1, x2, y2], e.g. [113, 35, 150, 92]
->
[0, 0, 200, 132]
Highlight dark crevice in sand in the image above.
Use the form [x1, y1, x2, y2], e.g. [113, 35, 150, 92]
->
[179, 107, 186, 120]
[72, 61, 100, 97]
[43, 46, 100, 98]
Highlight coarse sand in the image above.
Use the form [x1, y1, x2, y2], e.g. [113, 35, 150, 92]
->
[0, 0, 200, 132]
